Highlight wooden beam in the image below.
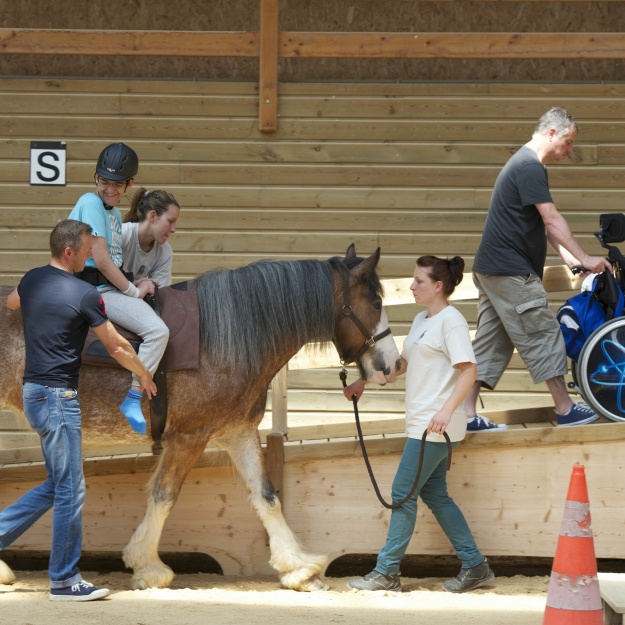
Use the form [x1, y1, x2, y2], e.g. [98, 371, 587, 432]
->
[259, 0, 279, 132]
[0, 29, 258, 56]
[4, 421, 623, 483]
[270, 366, 288, 435]
[282, 421, 625, 462]
[358, 0, 622, 2]
[265, 433, 284, 501]
[279, 32, 625, 59]
[3, 29, 625, 61]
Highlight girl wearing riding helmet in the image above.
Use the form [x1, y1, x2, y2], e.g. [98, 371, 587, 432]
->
[68, 143, 168, 436]
[121, 188, 180, 289]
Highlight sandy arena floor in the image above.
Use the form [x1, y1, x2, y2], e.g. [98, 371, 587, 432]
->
[1, 570, 549, 625]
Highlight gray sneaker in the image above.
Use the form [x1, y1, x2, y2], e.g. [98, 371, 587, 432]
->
[442, 559, 494, 593]
[347, 570, 401, 592]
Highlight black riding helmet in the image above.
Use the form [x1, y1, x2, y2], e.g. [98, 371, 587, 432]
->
[95, 142, 139, 181]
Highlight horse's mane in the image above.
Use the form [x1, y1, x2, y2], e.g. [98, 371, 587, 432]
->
[195, 258, 343, 378]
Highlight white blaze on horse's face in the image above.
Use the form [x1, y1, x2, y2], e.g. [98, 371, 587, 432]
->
[360, 309, 401, 385]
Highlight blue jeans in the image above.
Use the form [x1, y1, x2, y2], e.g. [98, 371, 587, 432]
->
[0, 384, 85, 588]
[376, 438, 484, 576]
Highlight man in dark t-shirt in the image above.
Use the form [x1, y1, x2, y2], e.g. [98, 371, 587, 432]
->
[464, 108, 612, 431]
[0, 220, 156, 602]
[473, 146, 553, 280]
[20, 263, 107, 389]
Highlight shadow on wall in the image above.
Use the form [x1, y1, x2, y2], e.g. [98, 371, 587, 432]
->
[4, 549, 625, 578]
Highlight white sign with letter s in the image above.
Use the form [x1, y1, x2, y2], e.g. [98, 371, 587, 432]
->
[30, 141, 67, 186]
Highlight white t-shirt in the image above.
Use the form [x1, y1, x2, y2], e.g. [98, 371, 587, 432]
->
[402, 305, 476, 443]
[122, 222, 173, 287]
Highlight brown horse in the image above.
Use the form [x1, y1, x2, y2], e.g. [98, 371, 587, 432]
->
[0, 245, 401, 591]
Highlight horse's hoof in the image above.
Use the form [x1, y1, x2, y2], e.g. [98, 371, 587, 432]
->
[130, 562, 175, 590]
[298, 575, 330, 592]
[0, 559, 16, 585]
[131, 574, 172, 590]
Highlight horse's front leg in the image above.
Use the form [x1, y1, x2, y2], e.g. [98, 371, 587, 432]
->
[218, 427, 329, 591]
[123, 431, 209, 589]
[0, 559, 15, 585]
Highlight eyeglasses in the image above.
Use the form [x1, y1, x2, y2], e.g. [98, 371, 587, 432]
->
[96, 178, 127, 190]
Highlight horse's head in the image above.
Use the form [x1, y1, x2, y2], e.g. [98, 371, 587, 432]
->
[332, 244, 402, 385]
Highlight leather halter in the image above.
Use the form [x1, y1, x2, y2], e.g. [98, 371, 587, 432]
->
[334, 264, 392, 366]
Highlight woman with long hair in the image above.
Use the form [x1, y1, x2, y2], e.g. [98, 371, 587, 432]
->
[122, 188, 180, 289]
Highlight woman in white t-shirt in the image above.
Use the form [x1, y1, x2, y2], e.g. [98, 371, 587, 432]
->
[344, 256, 494, 594]
[122, 188, 180, 288]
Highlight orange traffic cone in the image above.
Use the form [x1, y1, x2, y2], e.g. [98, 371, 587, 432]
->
[543, 464, 602, 625]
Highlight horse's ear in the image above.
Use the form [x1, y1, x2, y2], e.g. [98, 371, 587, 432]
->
[345, 243, 357, 259]
[353, 248, 381, 277]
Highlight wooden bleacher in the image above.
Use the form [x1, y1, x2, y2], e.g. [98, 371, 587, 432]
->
[3, 78, 622, 422]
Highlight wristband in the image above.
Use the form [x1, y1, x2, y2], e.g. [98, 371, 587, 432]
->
[123, 281, 140, 298]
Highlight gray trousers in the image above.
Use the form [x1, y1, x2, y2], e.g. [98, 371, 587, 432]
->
[472, 272, 568, 389]
[101, 290, 169, 388]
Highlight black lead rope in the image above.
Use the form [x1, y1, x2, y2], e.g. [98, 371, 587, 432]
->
[340, 368, 452, 510]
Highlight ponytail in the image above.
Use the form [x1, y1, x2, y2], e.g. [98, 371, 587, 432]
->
[124, 188, 180, 223]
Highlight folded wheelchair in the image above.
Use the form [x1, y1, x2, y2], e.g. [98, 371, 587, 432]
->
[567, 213, 625, 422]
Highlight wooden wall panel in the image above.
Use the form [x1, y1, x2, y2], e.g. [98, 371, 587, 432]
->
[0, 78, 623, 412]
[2, 437, 624, 569]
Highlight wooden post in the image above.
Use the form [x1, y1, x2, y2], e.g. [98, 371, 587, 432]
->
[267, 365, 287, 500]
[270, 365, 288, 438]
[265, 434, 284, 498]
[258, 0, 279, 132]
[266, 366, 287, 545]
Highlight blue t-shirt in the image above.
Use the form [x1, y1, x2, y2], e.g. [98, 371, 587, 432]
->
[68, 192, 124, 269]
[18, 265, 108, 389]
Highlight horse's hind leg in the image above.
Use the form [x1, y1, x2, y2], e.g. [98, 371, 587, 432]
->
[217, 427, 329, 591]
[0, 559, 16, 585]
[123, 431, 209, 589]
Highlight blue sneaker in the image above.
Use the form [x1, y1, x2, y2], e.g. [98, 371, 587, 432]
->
[49, 580, 110, 602]
[556, 402, 599, 427]
[467, 415, 508, 432]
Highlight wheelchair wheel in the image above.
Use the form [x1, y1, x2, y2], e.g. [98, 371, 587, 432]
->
[577, 316, 625, 422]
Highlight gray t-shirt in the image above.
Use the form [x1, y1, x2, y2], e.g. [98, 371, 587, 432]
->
[473, 145, 553, 279]
[122, 222, 173, 287]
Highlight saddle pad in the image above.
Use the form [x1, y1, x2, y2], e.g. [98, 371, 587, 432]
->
[159, 280, 200, 371]
[81, 280, 200, 371]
